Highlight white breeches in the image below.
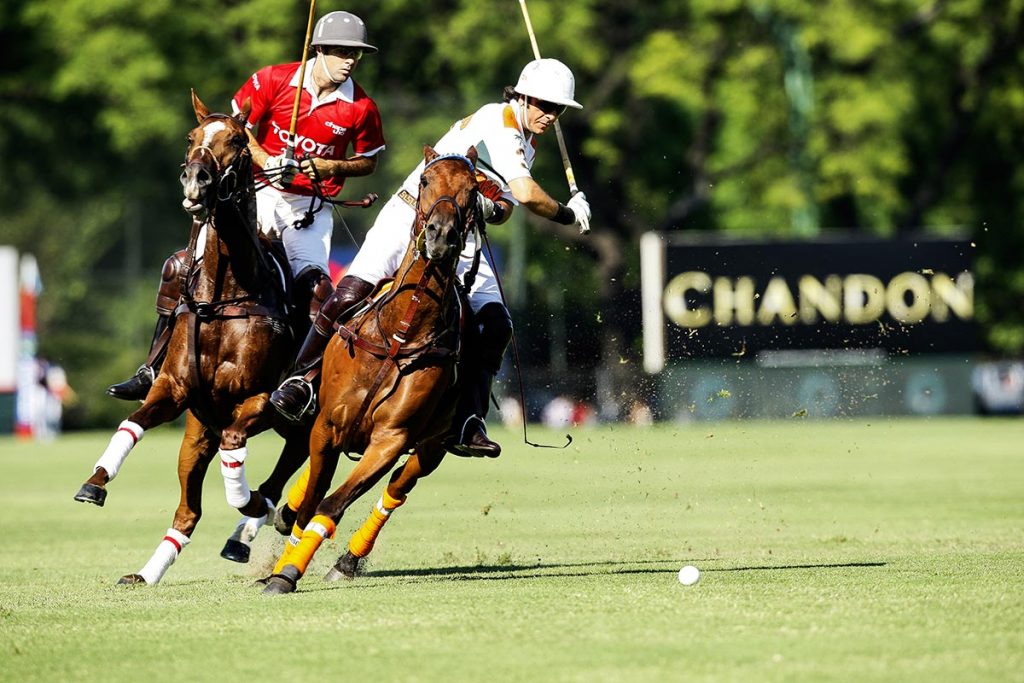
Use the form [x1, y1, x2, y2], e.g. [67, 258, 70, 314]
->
[346, 193, 502, 314]
[195, 188, 332, 276]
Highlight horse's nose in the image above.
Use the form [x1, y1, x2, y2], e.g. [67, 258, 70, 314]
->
[445, 226, 461, 249]
[181, 164, 213, 188]
[194, 167, 213, 187]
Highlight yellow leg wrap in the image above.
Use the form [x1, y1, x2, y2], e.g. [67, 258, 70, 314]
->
[348, 492, 406, 558]
[286, 466, 312, 511]
[272, 538, 297, 575]
[288, 514, 337, 575]
[382, 489, 407, 510]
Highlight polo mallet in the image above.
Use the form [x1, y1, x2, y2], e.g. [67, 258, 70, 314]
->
[517, 0, 579, 198]
[285, 0, 318, 164]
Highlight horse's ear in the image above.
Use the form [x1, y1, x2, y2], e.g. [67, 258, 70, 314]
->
[423, 145, 438, 164]
[191, 89, 209, 123]
[465, 146, 478, 166]
[235, 97, 252, 126]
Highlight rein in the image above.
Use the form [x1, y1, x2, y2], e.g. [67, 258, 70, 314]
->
[482, 230, 572, 451]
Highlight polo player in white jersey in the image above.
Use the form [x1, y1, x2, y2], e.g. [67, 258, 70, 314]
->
[270, 58, 592, 458]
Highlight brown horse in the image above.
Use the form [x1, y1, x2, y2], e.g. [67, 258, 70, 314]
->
[72, 91, 311, 585]
[261, 146, 480, 594]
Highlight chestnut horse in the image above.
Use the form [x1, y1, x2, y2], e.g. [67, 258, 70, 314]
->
[72, 92, 311, 585]
[261, 146, 480, 595]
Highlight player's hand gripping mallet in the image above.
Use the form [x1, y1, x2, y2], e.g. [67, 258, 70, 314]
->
[517, 0, 582, 211]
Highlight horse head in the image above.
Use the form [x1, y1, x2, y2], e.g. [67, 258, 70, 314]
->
[415, 145, 479, 264]
[180, 90, 252, 221]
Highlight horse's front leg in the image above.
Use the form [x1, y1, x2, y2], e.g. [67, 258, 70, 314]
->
[73, 377, 186, 507]
[326, 438, 447, 581]
[221, 422, 312, 562]
[259, 413, 340, 586]
[262, 428, 408, 595]
[119, 412, 217, 585]
[217, 394, 280, 563]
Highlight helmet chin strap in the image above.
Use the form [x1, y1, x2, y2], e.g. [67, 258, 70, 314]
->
[515, 98, 534, 140]
[317, 52, 345, 85]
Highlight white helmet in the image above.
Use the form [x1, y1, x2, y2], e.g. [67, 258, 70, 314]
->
[513, 58, 582, 109]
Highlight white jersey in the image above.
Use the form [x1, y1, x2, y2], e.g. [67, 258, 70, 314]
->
[399, 101, 537, 203]
[348, 99, 541, 312]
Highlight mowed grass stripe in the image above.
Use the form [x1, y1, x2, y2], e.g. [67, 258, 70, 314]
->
[0, 418, 1021, 682]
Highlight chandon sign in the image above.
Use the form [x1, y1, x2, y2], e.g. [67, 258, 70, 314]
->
[640, 234, 975, 372]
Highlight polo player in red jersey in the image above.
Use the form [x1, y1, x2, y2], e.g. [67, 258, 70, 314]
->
[107, 10, 385, 402]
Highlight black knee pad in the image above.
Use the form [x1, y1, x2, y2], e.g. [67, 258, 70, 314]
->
[474, 303, 513, 374]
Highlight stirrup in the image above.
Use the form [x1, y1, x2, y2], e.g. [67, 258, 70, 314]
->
[270, 376, 317, 423]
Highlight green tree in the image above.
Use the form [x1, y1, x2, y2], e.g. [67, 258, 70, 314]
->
[3, 0, 1023, 426]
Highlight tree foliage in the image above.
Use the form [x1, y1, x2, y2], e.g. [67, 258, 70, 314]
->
[2, 0, 1023, 425]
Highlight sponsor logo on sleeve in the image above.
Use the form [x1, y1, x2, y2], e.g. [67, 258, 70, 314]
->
[325, 121, 348, 136]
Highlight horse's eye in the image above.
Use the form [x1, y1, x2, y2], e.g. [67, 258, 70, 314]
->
[232, 135, 245, 147]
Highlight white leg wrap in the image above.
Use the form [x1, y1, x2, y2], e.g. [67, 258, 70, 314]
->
[228, 499, 274, 545]
[219, 447, 251, 508]
[94, 420, 144, 482]
[138, 528, 190, 585]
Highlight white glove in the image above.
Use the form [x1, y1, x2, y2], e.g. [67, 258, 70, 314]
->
[567, 192, 592, 234]
[265, 154, 299, 189]
[477, 193, 496, 221]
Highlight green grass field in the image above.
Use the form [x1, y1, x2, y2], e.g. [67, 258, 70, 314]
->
[1, 418, 1021, 682]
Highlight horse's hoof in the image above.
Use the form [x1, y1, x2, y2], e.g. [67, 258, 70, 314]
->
[324, 551, 362, 582]
[261, 577, 295, 595]
[220, 539, 250, 564]
[261, 565, 300, 595]
[73, 483, 107, 507]
[117, 574, 147, 586]
[274, 504, 296, 536]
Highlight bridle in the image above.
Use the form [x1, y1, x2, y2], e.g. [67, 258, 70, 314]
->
[181, 114, 253, 211]
[413, 153, 480, 260]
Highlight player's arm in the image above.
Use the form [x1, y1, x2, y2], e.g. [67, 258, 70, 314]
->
[509, 176, 563, 220]
[478, 179, 515, 226]
[509, 175, 591, 233]
[298, 155, 377, 180]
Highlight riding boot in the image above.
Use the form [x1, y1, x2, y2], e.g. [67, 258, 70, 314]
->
[106, 314, 170, 401]
[270, 275, 375, 423]
[107, 249, 187, 401]
[448, 366, 501, 458]
[448, 302, 513, 459]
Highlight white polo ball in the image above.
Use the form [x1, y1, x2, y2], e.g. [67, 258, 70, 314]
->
[678, 565, 700, 586]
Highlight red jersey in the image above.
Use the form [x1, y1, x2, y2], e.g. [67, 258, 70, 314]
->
[232, 60, 385, 197]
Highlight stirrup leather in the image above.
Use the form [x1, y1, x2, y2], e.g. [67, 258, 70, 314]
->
[273, 376, 317, 422]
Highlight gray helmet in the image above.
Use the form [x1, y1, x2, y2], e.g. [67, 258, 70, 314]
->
[310, 11, 377, 54]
